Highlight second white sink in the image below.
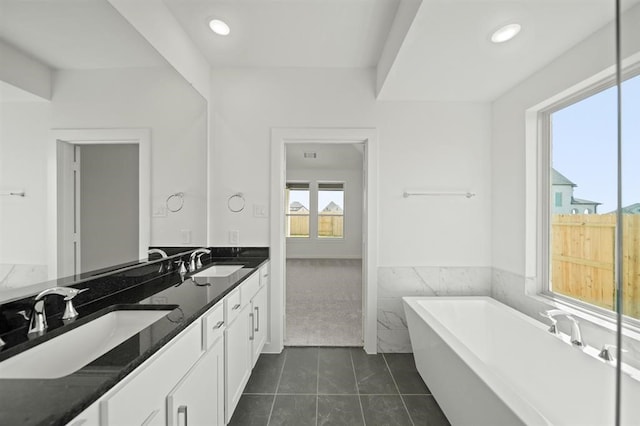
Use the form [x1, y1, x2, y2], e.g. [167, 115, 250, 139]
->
[192, 265, 243, 278]
[0, 309, 171, 379]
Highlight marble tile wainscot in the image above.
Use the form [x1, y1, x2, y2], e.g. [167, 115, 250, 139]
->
[377, 266, 492, 352]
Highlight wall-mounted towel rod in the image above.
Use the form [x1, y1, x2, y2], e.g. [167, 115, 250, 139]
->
[403, 191, 475, 198]
[0, 190, 25, 197]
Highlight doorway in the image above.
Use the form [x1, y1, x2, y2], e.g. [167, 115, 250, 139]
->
[49, 128, 150, 279]
[284, 143, 364, 346]
[269, 128, 378, 354]
[57, 142, 140, 276]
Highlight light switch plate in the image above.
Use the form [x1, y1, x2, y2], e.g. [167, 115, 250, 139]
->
[181, 229, 191, 244]
[229, 230, 239, 245]
[152, 204, 167, 218]
[253, 204, 268, 218]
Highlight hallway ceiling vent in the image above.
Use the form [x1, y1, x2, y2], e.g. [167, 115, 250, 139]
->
[303, 152, 317, 158]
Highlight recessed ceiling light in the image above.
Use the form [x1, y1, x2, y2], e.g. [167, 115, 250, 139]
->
[209, 19, 230, 36]
[491, 24, 521, 43]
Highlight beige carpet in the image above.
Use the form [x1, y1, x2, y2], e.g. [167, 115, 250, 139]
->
[285, 258, 363, 346]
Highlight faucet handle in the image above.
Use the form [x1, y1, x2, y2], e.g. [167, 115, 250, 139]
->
[539, 311, 559, 334]
[598, 344, 628, 361]
[61, 288, 88, 321]
[63, 287, 88, 301]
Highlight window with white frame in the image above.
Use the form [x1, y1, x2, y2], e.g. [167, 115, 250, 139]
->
[285, 182, 310, 238]
[285, 181, 345, 240]
[543, 72, 640, 321]
[317, 183, 344, 239]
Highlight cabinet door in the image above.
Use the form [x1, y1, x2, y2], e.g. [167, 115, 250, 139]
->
[100, 322, 202, 426]
[251, 284, 268, 367]
[225, 303, 252, 424]
[167, 335, 225, 426]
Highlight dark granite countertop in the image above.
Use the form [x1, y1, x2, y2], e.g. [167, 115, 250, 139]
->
[0, 247, 269, 426]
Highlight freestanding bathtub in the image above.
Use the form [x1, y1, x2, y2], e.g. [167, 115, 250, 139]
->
[403, 296, 640, 426]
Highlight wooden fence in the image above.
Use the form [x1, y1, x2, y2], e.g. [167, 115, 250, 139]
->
[287, 215, 343, 238]
[552, 214, 640, 319]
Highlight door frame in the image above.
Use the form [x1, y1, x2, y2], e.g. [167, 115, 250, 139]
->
[47, 128, 150, 279]
[268, 128, 378, 354]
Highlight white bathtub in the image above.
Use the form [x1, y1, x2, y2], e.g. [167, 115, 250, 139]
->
[403, 296, 640, 426]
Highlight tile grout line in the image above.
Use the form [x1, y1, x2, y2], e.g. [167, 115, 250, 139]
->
[266, 348, 288, 426]
[349, 349, 367, 426]
[382, 353, 415, 426]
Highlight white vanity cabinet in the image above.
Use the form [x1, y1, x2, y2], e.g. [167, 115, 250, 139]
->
[224, 279, 255, 424]
[66, 262, 270, 426]
[99, 321, 202, 426]
[166, 332, 224, 426]
[250, 278, 268, 368]
[166, 301, 225, 426]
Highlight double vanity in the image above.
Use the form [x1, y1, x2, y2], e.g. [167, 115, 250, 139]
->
[0, 247, 270, 426]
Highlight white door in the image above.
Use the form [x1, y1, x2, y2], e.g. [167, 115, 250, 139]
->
[57, 141, 80, 277]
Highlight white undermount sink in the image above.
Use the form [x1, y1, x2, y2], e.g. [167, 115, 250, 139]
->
[0, 309, 171, 379]
[191, 264, 243, 278]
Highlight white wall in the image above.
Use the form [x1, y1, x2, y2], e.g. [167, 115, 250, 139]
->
[285, 168, 363, 259]
[0, 101, 51, 268]
[210, 68, 492, 267]
[52, 68, 208, 247]
[80, 144, 139, 272]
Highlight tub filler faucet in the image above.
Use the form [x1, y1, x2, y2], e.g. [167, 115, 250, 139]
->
[539, 309, 585, 348]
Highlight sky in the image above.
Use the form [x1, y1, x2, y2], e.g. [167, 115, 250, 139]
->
[552, 74, 640, 213]
[288, 189, 344, 213]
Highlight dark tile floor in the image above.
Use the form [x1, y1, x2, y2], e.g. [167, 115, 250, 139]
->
[229, 347, 450, 426]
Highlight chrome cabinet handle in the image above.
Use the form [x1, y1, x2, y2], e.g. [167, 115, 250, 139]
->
[178, 405, 188, 426]
[254, 306, 259, 332]
[213, 320, 224, 329]
[249, 313, 255, 340]
[232, 303, 241, 310]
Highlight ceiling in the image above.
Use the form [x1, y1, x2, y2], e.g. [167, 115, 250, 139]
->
[163, 0, 635, 102]
[377, 0, 625, 101]
[286, 143, 364, 171]
[0, 0, 167, 70]
[164, 0, 400, 68]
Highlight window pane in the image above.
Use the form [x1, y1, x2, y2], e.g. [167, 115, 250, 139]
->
[318, 183, 344, 238]
[550, 82, 619, 314]
[286, 183, 309, 238]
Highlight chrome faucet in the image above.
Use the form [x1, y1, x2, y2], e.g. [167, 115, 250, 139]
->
[148, 248, 169, 273]
[148, 248, 168, 258]
[540, 309, 585, 348]
[28, 287, 88, 335]
[189, 248, 211, 272]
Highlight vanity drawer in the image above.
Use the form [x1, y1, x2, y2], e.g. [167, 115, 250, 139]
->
[241, 272, 260, 302]
[202, 301, 225, 351]
[225, 288, 242, 324]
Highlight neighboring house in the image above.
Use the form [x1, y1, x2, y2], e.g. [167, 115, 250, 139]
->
[552, 169, 601, 214]
[321, 201, 343, 214]
[608, 203, 640, 214]
[289, 201, 309, 214]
